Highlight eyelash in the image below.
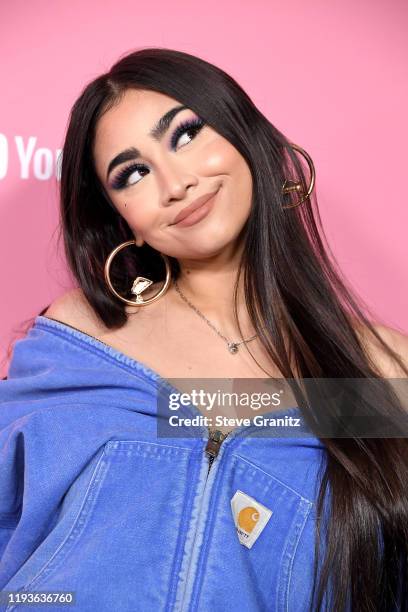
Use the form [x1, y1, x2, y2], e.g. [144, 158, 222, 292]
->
[110, 117, 206, 190]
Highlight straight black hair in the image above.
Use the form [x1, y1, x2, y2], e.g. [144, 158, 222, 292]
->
[7, 47, 408, 610]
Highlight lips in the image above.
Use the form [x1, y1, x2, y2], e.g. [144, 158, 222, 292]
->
[170, 189, 219, 225]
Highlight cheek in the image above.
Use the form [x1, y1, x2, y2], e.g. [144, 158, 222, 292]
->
[238, 160, 253, 203]
[196, 135, 241, 175]
[214, 145, 253, 205]
[199, 138, 252, 194]
[112, 201, 156, 237]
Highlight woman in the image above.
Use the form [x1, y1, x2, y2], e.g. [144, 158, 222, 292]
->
[1, 47, 407, 611]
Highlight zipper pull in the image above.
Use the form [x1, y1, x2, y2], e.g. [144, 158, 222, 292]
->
[205, 429, 229, 472]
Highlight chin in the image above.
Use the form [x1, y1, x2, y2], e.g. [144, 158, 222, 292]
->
[158, 214, 249, 259]
[175, 235, 242, 260]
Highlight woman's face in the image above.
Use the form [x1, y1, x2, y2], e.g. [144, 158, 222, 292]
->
[93, 89, 253, 260]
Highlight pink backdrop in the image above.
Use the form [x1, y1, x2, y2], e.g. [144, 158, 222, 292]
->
[1, 0, 407, 377]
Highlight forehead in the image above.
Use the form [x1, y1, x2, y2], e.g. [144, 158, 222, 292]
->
[93, 89, 181, 163]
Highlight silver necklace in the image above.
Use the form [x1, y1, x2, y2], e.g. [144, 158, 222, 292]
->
[174, 279, 258, 355]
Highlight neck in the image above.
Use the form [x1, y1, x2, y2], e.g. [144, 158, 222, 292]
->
[169, 241, 257, 340]
[176, 266, 244, 312]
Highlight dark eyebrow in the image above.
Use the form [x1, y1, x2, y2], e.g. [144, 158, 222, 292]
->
[106, 104, 188, 181]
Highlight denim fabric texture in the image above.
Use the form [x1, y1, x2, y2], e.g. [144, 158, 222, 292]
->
[0, 316, 329, 611]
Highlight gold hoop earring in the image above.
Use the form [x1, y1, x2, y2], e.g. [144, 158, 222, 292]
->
[104, 240, 172, 306]
[281, 143, 316, 209]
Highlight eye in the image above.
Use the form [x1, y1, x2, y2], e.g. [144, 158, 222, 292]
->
[170, 117, 206, 151]
[109, 163, 148, 190]
[109, 117, 206, 191]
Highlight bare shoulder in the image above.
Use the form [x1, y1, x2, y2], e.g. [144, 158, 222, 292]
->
[353, 319, 408, 377]
[42, 287, 107, 337]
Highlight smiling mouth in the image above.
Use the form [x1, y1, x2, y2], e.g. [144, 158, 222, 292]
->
[170, 190, 219, 228]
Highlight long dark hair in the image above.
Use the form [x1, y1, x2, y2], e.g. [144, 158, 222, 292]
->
[10, 47, 408, 609]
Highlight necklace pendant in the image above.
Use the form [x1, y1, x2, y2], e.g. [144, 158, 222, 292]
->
[228, 342, 239, 354]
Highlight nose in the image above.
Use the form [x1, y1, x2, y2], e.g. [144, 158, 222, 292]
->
[157, 156, 198, 206]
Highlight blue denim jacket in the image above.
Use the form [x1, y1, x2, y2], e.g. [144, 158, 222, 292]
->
[0, 316, 329, 611]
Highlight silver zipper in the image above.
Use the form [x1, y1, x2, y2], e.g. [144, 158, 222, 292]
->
[204, 429, 230, 474]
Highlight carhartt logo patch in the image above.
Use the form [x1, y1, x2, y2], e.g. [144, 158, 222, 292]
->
[231, 490, 272, 549]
